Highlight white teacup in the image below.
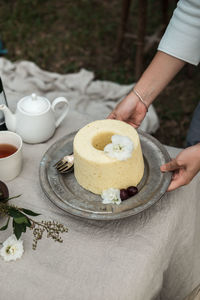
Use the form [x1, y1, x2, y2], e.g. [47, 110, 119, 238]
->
[0, 131, 23, 181]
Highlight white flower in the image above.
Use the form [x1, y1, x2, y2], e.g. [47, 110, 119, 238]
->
[104, 135, 134, 161]
[101, 188, 121, 205]
[0, 234, 24, 262]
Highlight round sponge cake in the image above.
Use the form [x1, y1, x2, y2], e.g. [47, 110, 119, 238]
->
[73, 119, 144, 195]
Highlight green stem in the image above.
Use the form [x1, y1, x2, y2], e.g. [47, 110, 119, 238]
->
[7, 195, 22, 201]
[16, 208, 50, 230]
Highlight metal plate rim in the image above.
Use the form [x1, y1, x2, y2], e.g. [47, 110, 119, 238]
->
[39, 129, 172, 221]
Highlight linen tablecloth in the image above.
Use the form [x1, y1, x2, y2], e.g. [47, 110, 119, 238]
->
[0, 59, 200, 300]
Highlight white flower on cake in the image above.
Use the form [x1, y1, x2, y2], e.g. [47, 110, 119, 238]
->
[101, 188, 121, 205]
[0, 235, 24, 262]
[104, 135, 134, 161]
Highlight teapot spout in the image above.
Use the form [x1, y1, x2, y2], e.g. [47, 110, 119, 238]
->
[0, 104, 16, 132]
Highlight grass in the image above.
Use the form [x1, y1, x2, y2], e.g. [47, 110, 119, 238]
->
[0, 0, 200, 147]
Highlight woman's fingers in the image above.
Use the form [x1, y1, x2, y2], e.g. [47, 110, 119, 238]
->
[160, 159, 180, 172]
[161, 161, 188, 191]
[160, 157, 195, 191]
[167, 174, 187, 191]
[107, 92, 147, 126]
[107, 111, 116, 119]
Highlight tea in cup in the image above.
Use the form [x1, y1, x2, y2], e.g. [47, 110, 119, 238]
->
[0, 131, 23, 181]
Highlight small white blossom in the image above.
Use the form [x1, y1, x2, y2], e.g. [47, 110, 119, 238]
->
[101, 188, 121, 205]
[104, 135, 134, 161]
[0, 235, 24, 262]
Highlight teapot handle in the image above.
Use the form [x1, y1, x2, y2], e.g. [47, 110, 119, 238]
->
[51, 97, 69, 128]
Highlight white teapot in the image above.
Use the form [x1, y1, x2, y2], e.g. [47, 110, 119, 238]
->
[0, 93, 69, 144]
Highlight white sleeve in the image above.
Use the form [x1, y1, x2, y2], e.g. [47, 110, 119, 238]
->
[158, 0, 200, 65]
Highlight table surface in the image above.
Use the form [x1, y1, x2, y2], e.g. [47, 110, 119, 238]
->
[0, 110, 200, 300]
[0, 58, 199, 300]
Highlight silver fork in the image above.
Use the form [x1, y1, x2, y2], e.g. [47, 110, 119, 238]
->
[54, 154, 74, 173]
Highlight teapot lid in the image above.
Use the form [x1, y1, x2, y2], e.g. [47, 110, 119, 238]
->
[19, 93, 49, 114]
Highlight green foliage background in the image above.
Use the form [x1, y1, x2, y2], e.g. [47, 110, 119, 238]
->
[1, 0, 200, 147]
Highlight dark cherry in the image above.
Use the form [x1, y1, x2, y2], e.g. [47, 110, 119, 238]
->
[0, 180, 9, 202]
[120, 189, 129, 201]
[127, 186, 138, 197]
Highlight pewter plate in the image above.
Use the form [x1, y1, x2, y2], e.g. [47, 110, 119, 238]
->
[39, 129, 172, 220]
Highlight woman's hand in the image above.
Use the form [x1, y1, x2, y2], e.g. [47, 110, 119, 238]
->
[107, 91, 147, 128]
[160, 143, 200, 191]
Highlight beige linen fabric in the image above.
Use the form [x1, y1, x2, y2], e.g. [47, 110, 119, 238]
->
[0, 59, 199, 300]
[184, 283, 200, 300]
[0, 57, 159, 133]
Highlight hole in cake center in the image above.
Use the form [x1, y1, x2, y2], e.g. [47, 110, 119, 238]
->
[92, 132, 114, 151]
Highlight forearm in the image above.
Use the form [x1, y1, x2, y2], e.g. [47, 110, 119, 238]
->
[108, 50, 186, 127]
[133, 51, 186, 107]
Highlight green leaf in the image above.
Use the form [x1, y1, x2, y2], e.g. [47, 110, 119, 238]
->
[13, 220, 26, 240]
[14, 216, 29, 224]
[25, 218, 32, 227]
[8, 207, 26, 219]
[13, 225, 22, 239]
[15, 217, 32, 228]
[0, 224, 8, 231]
[0, 217, 10, 231]
[6, 194, 21, 201]
[22, 208, 40, 216]
[8, 208, 32, 227]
